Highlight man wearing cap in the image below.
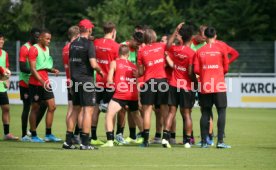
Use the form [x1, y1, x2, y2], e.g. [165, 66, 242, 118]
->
[63, 19, 103, 150]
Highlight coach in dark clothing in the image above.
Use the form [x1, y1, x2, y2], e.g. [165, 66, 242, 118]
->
[63, 19, 103, 150]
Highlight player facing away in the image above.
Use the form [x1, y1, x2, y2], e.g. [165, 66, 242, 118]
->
[19, 28, 48, 142]
[137, 29, 169, 147]
[162, 24, 196, 149]
[0, 32, 19, 140]
[102, 45, 143, 147]
[63, 19, 103, 150]
[194, 27, 231, 149]
[91, 22, 120, 145]
[28, 29, 61, 143]
[120, 31, 144, 144]
[62, 25, 82, 144]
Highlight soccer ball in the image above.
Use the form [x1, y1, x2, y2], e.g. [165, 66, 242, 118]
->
[0, 68, 11, 81]
[99, 100, 108, 113]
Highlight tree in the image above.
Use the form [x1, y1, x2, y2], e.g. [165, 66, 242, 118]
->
[0, 0, 33, 40]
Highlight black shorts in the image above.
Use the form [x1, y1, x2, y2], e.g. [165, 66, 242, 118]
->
[67, 88, 72, 101]
[0, 92, 9, 105]
[168, 85, 195, 108]
[198, 92, 227, 108]
[140, 78, 168, 105]
[96, 87, 114, 104]
[72, 84, 96, 106]
[19, 86, 30, 102]
[112, 98, 138, 112]
[29, 84, 54, 103]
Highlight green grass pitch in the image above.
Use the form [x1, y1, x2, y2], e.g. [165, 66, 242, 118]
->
[0, 105, 276, 170]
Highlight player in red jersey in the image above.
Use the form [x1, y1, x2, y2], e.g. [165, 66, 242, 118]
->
[138, 28, 168, 147]
[120, 31, 145, 144]
[19, 28, 48, 142]
[28, 29, 61, 143]
[214, 40, 239, 64]
[0, 32, 18, 140]
[101, 45, 143, 147]
[161, 24, 196, 148]
[194, 27, 231, 149]
[91, 22, 120, 145]
[62, 25, 81, 144]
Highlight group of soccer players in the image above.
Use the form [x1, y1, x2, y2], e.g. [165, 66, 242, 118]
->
[0, 18, 239, 150]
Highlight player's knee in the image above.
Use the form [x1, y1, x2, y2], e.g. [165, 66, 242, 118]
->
[1, 106, 10, 114]
[48, 104, 56, 113]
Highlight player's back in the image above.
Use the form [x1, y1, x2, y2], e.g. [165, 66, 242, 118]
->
[94, 38, 119, 85]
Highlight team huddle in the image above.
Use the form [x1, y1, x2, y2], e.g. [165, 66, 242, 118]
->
[0, 18, 239, 150]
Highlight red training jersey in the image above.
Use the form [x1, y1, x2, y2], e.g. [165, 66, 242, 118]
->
[94, 38, 120, 88]
[19, 42, 31, 87]
[0, 67, 4, 75]
[62, 42, 71, 86]
[137, 42, 167, 82]
[113, 58, 138, 101]
[168, 45, 195, 90]
[194, 43, 229, 94]
[215, 40, 239, 64]
[28, 45, 49, 86]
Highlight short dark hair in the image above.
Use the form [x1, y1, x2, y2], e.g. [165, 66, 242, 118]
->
[30, 28, 41, 35]
[135, 25, 143, 30]
[204, 27, 216, 38]
[119, 44, 129, 56]
[103, 22, 115, 34]
[133, 32, 144, 43]
[178, 25, 193, 43]
[0, 32, 4, 38]
[40, 28, 51, 36]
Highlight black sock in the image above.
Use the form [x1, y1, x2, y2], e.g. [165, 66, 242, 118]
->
[200, 107, 212, 143]
[129, 128, 136, 139]
[74, 124, 80, 135]
[81, 133, 90, 146]
[31, 130, 37, 137]
[91, 126, 97, 140]
[137, 132, 143, 137]
[183, 129, 186, 141]
[209, 133, 213, 140]
[46, 128, 51, 135]
[116, 125, 124, 135]
[21, 100, 31, 137]
[191, 131, 194, 138]
[185, 135, 191, 144]
[121, 127, 125, 135]
[3, 124, 9, 135]
[155, 132, 161, 138]
[116, 123, 121, 134]
[79, 128, 82, 136]
[36, 102, 47, 127]
[170, 132, 176, 139]
[66, 131, 74, 144]
[162, 130, 170, 140]
[106, 131, 114, 141]
[217, 107, 226, 143]
[143, 129, 150, 143]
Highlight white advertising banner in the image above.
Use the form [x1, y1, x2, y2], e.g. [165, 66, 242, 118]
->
[6, 76, 276, 108]
[231, 77, 276, 108]
[8, 75, 68, 105]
